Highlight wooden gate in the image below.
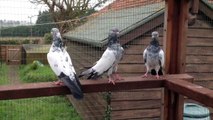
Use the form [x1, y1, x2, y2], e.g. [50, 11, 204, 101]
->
[6, 45, 21, 65]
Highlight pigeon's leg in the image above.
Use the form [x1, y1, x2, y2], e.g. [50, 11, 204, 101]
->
[114, 72, 124, 81]
[108, 74, 116, 85]
[142, 66, 149, 78]
[54, 80, 64, 85]
[155, 67, 160, 79]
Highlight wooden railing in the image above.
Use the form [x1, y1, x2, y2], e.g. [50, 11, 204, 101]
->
[0, 74, 213, 120]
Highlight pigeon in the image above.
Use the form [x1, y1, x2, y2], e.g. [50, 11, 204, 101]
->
[79, 28, 124, 85]
[142, 31, 165, 79]
[47, 28, 83, 99]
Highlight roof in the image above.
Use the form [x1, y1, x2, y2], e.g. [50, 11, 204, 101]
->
[202, 0, 213, 9]
[23, 44, 50, 53]
[63, 2, 164, 47]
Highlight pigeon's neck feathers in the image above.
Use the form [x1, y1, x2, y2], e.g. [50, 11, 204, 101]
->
[107, 35, 118, 47]
[150, 38, 160, 47]
[147, 38, 161, 53]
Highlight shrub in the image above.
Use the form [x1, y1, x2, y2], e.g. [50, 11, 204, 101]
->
[20, 61, 57, 83]
[44, 33, 52, 44]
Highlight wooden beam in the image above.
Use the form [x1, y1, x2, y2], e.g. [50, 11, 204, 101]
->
[0, 77, 163, 100]
[163, 0, 189, 74]
[165, 79, 213, 108]
[163, 0, 190, 119]
[0, 74, 192, 100]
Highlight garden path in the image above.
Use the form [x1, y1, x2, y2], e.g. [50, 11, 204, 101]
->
[7, 65, 21, 85]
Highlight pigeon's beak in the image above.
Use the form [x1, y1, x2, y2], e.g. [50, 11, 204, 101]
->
[116, 32, 120, 36]
[56, 32, 61, 38]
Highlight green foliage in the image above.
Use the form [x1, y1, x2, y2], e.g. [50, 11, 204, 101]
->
[103, 92, 112, 120]
[0, 63, 9, 85]
[34, 11, 56, 37]
[20, 61, 57, 83]
[44, 33, 52, 44]
[0, 39, 30, 45]
[0, 96, 82, 120]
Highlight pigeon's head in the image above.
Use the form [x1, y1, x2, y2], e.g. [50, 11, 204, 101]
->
[51, 28, 63, 48]
[150, 31, 160, 47]
[151, 31, 159, 39]
[107, 28, 120, 46]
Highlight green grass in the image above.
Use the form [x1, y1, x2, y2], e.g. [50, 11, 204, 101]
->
[0, 96, 82, 120]
[19, 62, 57, 83]
[0, 63, 82, 120]
[0, 63, 9, 85]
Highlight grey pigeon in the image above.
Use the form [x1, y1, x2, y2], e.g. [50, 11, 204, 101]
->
[142, 31, 165, 79]
[79, 28, 124, 85]
[47, 28, 83, 99]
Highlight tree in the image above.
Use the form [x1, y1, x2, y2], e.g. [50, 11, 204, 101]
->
[30, 0, 109, 32]
[34, 11, 56, 36]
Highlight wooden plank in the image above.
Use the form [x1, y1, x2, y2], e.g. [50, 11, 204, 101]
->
[189, 73, 213, 81]
[195, 81, 213, 89]
[67, 93, 105, 120]
[120, 55, 143, 64]
[112, 108, 161, 120]
[165, 79, 213, 108]
[187, 47, 213, 55]
[187, 28, 213, 38]
[187, 37, 213, 47]
[0, 74, 193, 100]
[186, 64, 213, 73]
[186, 55, 213, 64]
[111, 90, 161, 101]
[118, 64, 145, 73]
[163, 88, 184, 120]
[111, 99, 161, 111]
[133, 36, 163, 45]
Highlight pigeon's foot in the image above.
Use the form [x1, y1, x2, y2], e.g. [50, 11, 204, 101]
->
[108, 77, 116, 85]
[155, 75, 160, 79]
[54, 80, 63, 85]
[114, 73, 124, 81]
[141, 73, 148, 78]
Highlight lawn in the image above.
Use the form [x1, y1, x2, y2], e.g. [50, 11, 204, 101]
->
[0, 63, 82, 120]
[0, 63, 9, 85]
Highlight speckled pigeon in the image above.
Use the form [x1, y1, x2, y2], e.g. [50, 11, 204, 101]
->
[47, 28, 83, 99]
[142, 31, 165, 79]
[79, 28, 124, 85]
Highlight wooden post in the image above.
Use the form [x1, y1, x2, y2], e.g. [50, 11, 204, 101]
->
[163, 0, 189, 120]
[163, 0, 189, 74]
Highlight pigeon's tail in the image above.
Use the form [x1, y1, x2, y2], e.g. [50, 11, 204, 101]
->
[79, 68, 93, 78]
[79, 68, 99, 80]
[59, 73, 83, 100]
[151, 67, 163, 76]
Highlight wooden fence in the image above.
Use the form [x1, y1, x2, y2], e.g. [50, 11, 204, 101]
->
[0, 74, 213, 120]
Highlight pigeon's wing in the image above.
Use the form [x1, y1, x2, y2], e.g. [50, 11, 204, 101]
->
[93, 48, 116, 75]
[79, 48, 116, 79]
[118, 46, 124, 61]
[158, 49, 165, 67]
[143, 47, 148, 63]
[47, 51, 62, 76]
[61, 50, 76, 75]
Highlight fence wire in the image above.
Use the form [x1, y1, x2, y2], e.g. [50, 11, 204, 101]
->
[0, 0, 213, 120]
